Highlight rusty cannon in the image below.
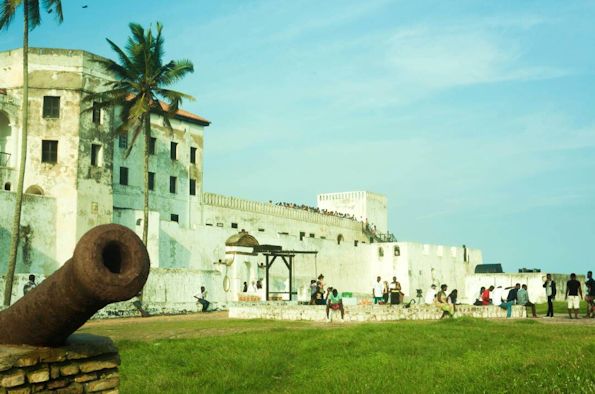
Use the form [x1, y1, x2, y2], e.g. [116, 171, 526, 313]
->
[0, 224, 150, 346]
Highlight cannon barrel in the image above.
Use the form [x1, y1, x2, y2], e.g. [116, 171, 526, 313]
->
[0, 224, 150, 346]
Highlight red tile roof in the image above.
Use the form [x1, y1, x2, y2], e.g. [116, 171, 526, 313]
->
[158, 101, 210, 126]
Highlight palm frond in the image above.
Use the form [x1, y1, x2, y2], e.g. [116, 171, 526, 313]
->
[0, 0, 19, 30]
[27, 0, 41, 29]
[41, 0, 62, 23]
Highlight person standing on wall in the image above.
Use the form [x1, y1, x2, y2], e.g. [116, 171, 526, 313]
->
[543, 274, 557, 318]
[373, 276, 383, 304]
[565, 273, 582, 319]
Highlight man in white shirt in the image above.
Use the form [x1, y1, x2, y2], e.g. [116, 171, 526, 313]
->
[491, 286, 504, 306]
[372, 276, 384, 304]
[194, 286, 210, 312]
[425, 284, 437, 304]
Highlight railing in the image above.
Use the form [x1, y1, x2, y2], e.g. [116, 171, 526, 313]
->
[362, 223, 397, 243]
[0, 152, 10, 167]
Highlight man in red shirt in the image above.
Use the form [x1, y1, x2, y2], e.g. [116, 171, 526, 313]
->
[482, 286, 494, 305]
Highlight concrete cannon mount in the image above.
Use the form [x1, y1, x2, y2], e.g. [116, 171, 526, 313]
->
[229, 302, 528, 322]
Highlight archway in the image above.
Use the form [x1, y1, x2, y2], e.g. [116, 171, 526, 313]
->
[3, 182, 10, 191]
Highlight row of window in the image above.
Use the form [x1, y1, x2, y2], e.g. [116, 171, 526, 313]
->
[119, 167, 197, 195]
[41, 140, 103, 166]
[42, 96, 103, 125]
[118, 134, 198, 163]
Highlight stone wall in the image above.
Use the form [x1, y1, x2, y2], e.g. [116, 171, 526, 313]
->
[229, 302, 527, 322]
[0, 334, 120, 393]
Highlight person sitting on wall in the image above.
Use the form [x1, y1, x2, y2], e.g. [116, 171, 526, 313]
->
[517, 284, 538, 318]
[425, 284, 437, 305]
[482, 286, 494, 305]
[500, 284, 520, 319]
[474, 287, 485, 306]
[373, 276, 384, 304]
[326, 288, 345, 321]
[447, 289, 459, 312]
[194, 286, 210, 312]
[435, 284, 454, 319]
[389, 276, 402, 305]
[23, 274, 37, 296]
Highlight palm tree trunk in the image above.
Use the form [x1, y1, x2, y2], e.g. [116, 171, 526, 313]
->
[4, 1, 29, 306]
[142, 113, 150, 246]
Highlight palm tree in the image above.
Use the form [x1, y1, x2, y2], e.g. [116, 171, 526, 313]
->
[1, 0, 63, 306]
[88, 22, 194, 246]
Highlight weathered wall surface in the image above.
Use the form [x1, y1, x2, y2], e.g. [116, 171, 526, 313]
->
[0, 192, 57, 279]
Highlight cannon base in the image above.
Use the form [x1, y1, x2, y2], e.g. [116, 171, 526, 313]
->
[0, 334, 120, 392]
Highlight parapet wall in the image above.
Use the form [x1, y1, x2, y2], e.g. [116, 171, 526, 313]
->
[229, 302, 527, 322]
[0, 334, 120, 393]
[202, 192, 363, 230]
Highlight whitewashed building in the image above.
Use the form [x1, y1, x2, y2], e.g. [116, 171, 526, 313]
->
[1, 47, 484, 312]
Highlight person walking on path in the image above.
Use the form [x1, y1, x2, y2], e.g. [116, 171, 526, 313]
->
[565, 273, 583, 319]
[584, 271, 594, 318]
[543, 274, 557, 317]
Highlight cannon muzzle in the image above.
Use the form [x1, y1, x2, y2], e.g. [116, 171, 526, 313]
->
[0, 224, 150, 346]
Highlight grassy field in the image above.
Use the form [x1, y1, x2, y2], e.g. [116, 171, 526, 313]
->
[79, 311, 595, 394]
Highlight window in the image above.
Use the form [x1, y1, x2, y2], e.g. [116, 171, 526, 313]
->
[189, 178, 196, 196]
[190, 147, 197, 164]
[149, 137, 156, 155]
[258, 228, 265, 232]
[91, 144, 102, 166]
[170, 214, 179, 223]
[354, 240, 359, 247]
[3, 182, 10, 191]
[231, 223, 238, 229]
[378, 247, 384, 258]
[299, 231, 305, 241]
[41, 140, 58, 163]
[170, 141, 177, 160]
[42, 96, 60, 118]
[119, 167, 128, 185]
[169, 176, 177, 193]
[148, 172, 155, 191]
[394, 246, 401, 256]
[92, 102, 101, 125]
[118, 133, 128, 149]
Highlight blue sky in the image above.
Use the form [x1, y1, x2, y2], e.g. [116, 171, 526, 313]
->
[1, 0, 594, 275]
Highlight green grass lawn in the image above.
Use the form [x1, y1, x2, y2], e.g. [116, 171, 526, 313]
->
[80, 314, 595, 394]
[535, 300, 591, 316]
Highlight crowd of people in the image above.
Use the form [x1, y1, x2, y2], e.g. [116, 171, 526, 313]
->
[467, 271, 594, 319]
[274, 202, 360, 221]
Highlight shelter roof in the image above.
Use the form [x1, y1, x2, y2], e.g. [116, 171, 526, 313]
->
[225, 231, 260, 247]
